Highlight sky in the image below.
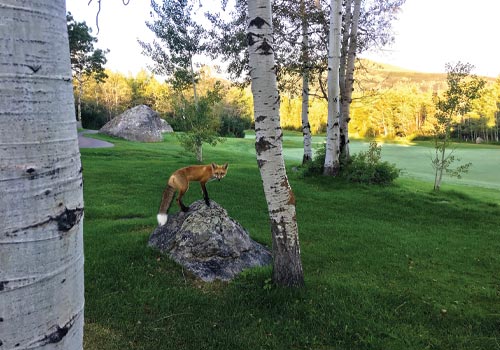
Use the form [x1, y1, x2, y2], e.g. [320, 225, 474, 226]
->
[67, 0, 500, 78]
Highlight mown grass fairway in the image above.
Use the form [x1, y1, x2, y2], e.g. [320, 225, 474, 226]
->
[81, 133, 500, 350]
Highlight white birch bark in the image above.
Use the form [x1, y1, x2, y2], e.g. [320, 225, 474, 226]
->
[323, 0, 342, 176]
[247, 0, 304, 287]
[300, 0, 312, 164]
[339, 0, 352, 101]
[0, 1, 84, 349]
[340, 0, 361, 160]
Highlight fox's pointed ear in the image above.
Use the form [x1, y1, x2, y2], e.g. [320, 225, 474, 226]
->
[211, 163, 217, 170]
[223, 163, 228, 170]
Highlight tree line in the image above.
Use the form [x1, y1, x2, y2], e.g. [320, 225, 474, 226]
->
[75, 62, 500, 145]
[280, 62, 500, 143]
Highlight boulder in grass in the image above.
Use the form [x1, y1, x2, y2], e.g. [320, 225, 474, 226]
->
[148, 200, 272, 282]
[99, 105, 172, 142]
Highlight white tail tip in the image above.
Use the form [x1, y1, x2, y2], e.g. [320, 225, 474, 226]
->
[157, 213, 168, 226]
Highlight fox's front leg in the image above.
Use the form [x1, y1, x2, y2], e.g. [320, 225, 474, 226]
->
[201, 182, 210, 206]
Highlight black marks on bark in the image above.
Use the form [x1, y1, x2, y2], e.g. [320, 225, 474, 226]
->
[257, 39, 273, 55]
[27, 64, 41, 73]
[277, 130, 283, 141]
[255, 137, 273, 155]
[302, 122, 311, 136]
[302, 154, 312, 164]
[0, 317, 3, 322]
[56, 207, 83, 232]
[0, 281, 7, 291]
[247, 15, 269, 49]
[247, 32, 257, 46]
[257, 159, 267, 168]
[26, 167, 36, 180]
[247, 32, 273, 55]
[7, 206, 83, 236]
[43, 326, 69, 344]
[255, 115, 266, 123]
[26, 168, 59, 180]
[39, 315, 77, 346]
[249, 16, 269, 29]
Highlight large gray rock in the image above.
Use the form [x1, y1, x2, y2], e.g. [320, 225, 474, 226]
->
[99, 105, 172, 142]
[148, 200, 272, 282]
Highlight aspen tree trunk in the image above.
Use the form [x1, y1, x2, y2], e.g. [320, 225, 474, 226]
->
[77, 73, 83, 128]
[323, 0, 342, 176]
[300, 0, 312, 164]
[190, 56, 199, 107]
[0, 1, 84, 349]
[247, 0, 304, 287]
[496, 112, 499, 142]
[339, 0, 361, 160]
[339, 0, 352, 104]
[189, 56, 202, 161]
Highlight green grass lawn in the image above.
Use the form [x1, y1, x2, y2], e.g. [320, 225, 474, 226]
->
[81, 132, 500, 350]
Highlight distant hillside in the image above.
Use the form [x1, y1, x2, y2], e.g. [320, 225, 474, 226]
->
[356, 59, 495, 93]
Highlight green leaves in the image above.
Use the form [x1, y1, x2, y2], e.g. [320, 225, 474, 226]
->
[432, 62, 485, 190]
[140, 0, 206, 83]
[67, 12, 108, 79]
[173, 83, 225, 161]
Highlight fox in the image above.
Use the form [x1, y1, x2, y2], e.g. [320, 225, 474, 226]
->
[157, 162, 229, 226]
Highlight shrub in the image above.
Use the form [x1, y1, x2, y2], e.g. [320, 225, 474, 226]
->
[301, 142, 327, 176]
[219, 114, 251, 138]
[342, 142, 400, 185]
[302, 141, 400, 185]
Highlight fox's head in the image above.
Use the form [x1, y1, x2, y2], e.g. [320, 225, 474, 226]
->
[211, 163, 228, 181]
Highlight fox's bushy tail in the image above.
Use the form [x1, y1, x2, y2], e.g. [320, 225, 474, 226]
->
[157, 185, 175, 226]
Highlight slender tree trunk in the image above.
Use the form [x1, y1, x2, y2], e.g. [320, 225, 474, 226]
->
[196, 142, 203, 162]
[339, 0, 352, 100]
[77, 74, 83, 128]
[434, 128, 449, 191]
[0, 1, 84, 348]
[300, 0, 312, 164]
[495, 111, 500, 142]
[339, 0, 351, 158]
[323, 0, 342, 176]
[190, 56, 198, 108]
[247, 0, 304, 287]
[340, 0, 361, 160]
[435, 142, 447, 190]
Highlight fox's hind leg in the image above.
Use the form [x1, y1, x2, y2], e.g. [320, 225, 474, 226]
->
[177, 188, 189, 212]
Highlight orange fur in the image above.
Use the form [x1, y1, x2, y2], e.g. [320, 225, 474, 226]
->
[157, 163, 228, 225]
